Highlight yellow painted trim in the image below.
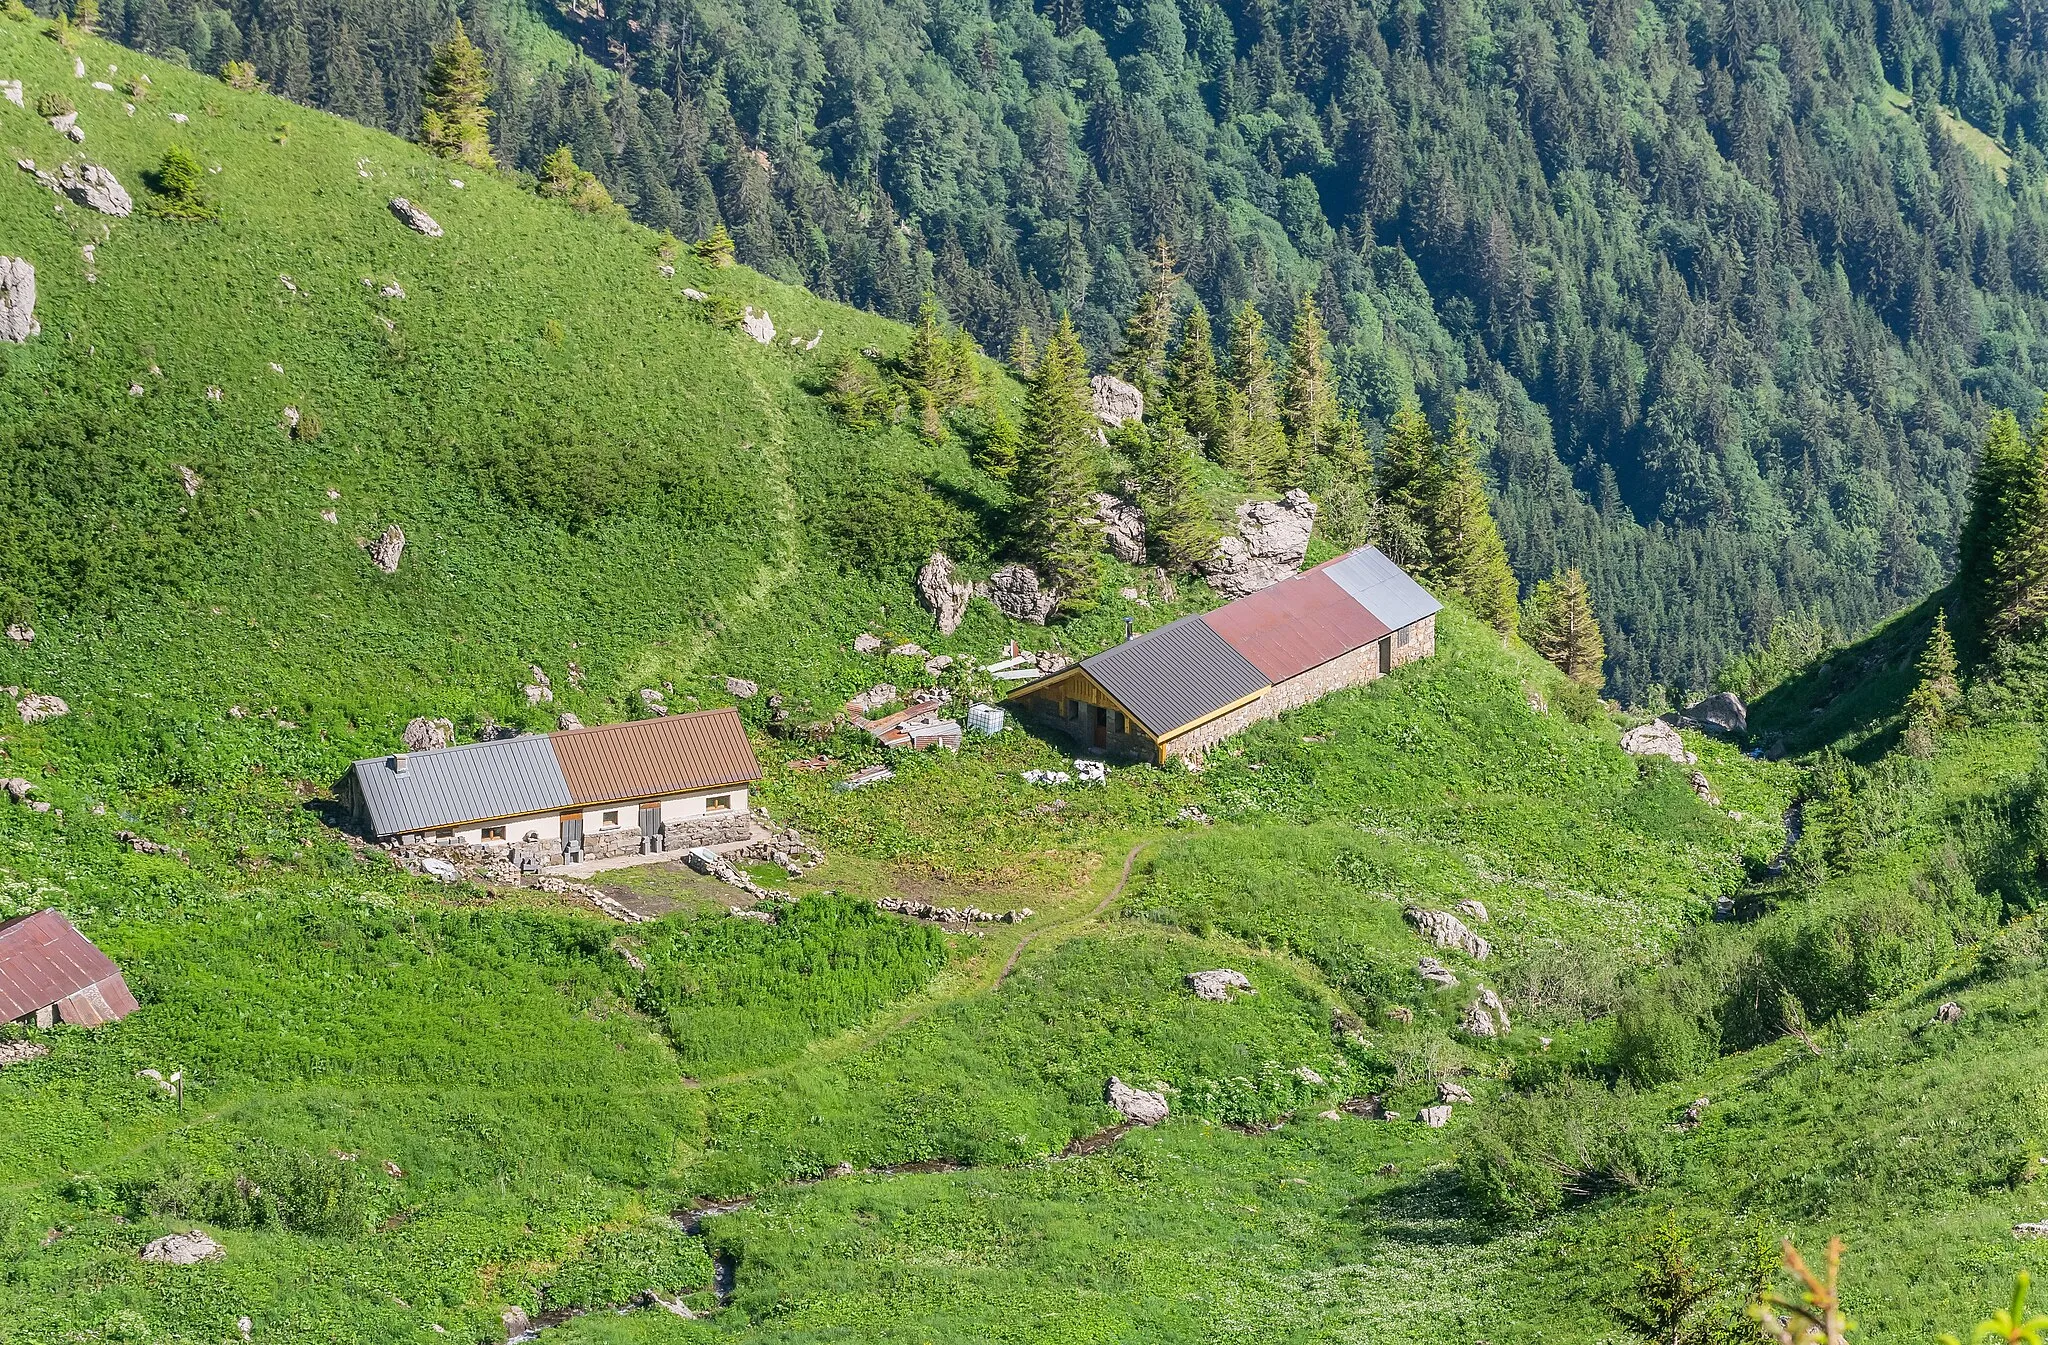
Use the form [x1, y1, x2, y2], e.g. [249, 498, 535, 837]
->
[1004, 667, 1169, 743]
[1153, 686, 1271, 746]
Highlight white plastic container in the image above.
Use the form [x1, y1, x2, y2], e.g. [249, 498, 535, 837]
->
[967, 703, 1006, 736]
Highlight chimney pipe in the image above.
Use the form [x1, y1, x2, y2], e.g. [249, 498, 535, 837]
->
[392, 752, 409, 776]
[1124, 617, 1135, 643]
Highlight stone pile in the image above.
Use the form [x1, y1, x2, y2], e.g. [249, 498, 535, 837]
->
[1403, 907, 1490, 960]
[874, 895, 1033, 924]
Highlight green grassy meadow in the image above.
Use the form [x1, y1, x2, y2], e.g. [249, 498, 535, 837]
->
[3, 15, 2048, 1344]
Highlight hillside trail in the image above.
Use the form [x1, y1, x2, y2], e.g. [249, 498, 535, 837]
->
[694, 838, 1152, 1093]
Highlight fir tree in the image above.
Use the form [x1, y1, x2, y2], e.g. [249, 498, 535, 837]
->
[1959, 410, 2029, 630]
[1524, 568, 1607, 689]
[1225, 303, 1285, 487]
[536, 146, 618, 213]
[1166, 303, 1222, 453]
[1429, 404, 1519, 634]
[1280, 292, 1340, 485]
[419, 19, 493, 170]
[695, 223, 735, 268]
[976, 399, 1022, 480]
[1901, 609, 1962, 756]
[902, 297, 964, 438]
[144, 145, 218, 222]
[1113, 236, 1178, 402]
[1375, 403, 1436, 571]
[1016, 317, 1104, 615]
[1008, 325, 1038, 378]
[1132, 417, 1219, 573]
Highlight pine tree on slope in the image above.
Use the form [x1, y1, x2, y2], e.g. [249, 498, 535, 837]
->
[1429, 404, 1519, 635]
[1132, 417, 1219, 573]
[1280, 292, 1340, 485]
[420, 19, 494, 170]
[1016, 317, 1104, 615]
[1901, 609, 1962, 756]
[1114, 238, 1179, 403]
[1167, 304, 1223, 456]
[1375, 403, 1437, 571]
[1525, 568, 1607, 689]
[1225, 304, 1286, 488]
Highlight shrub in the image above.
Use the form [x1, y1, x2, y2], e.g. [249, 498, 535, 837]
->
[695, 224, 735, 267]
[1613, 991, 1715, 1085]
[1553, 678, 1607, 726]
[34, 91, 72, 119]
[1458, 1077, 1666, 1222]
[144, 146, 219, 222]
[290, 408, 322, 442]
[535, 145, 620, 214]
[144, 1143, 377, 1236]
[219, 59, 259, 91]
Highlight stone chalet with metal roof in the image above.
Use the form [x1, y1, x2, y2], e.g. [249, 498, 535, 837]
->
[340, 707, 762, 868]
[0, 908, 138, 1028]
[1007, 545, 1442, 765]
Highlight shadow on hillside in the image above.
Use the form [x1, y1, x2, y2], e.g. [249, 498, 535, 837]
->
[1350, 1167, 1495, 1248]
[1748, 593, 1949, 763]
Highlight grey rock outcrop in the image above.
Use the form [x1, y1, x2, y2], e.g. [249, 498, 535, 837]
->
[1419, 1104, 1452, 1127]
[141, 1231, 223, 1265]
[15, 693, 67, 724]
[366, 525, 405, 574]
[1438, 1081, 1474, 1104]
[1455, 899, 1489, 924]
[1199, 490, 1317, 598]
[1185, 969, 1253, 1002]
[916, 552, 975, 635]
[1090, 374, 1144, 427]
[388, 198, 441, 237]
[741, 306, 776, 344]
[402, 716, 453, 751]
[1684, 692, 1748, 736]
[557, 712, 583, 730]
[0, 81, 20, 108]
[1404, 907, 1490, 960]
[1461, 986, 1511, 1038]
[724, 676, 759, 699]
[1935, 1000, 1964, 1024]
[0, 257, 37, 342]
[852, 633, 882, 654]
[36, 160, 131, 215]
[1620, 720, 1695, 764]
[1091, 492, 1147, 564]
[1106, 1076, 1170, 1125]
[984, 563, 1059, 624]
[1416, 957, 1459, 988]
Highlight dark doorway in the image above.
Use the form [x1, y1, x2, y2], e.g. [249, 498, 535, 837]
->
[639, 802, 663, 851]
[1093, 704, 1108, 748]
[562, 811, 584, 859]
[1377, 637, 1393, 675]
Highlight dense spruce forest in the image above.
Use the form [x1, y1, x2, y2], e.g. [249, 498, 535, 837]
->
[60, 0, 2048, 698]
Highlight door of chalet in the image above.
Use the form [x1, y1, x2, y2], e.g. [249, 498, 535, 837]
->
[561, 811, 584, 860]
[1377, 637, 1393, 675]
[639, 802, 662, 851]
[1093, 704, 1108, 749]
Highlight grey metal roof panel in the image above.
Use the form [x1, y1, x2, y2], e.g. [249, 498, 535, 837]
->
[350, 736, 573, 837]
[1324, 545, 1444, 632]
[1081, 614, 1270, 737]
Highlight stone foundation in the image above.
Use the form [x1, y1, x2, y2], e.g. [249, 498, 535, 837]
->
[665, 814, 753, 849]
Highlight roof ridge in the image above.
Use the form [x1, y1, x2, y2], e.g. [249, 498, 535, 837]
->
[545, 705, 741, 740]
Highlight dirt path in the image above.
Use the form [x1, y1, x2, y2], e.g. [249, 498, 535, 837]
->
[996, 841, 1147, 988]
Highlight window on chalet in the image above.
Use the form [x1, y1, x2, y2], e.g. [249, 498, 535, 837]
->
[705, 795, 732, 812]
[481, 825, 506, 841]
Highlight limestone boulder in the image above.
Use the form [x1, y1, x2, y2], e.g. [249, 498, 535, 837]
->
[15, 693, 67, 724]
[916, 552, 975, 635]
[366, 525, 405, 574]
[1416, 957, 1459, 988]
[402, 716, 453, 751]
[852, 633, 883, 654]
[983, 563, 1059, 624]
[1419, 1104, 1452, 1127]
[1106, 1076, 1170, 1126]
[557, 712, 583, 730]
[388, 198, 441, 237]
[724, 676, 759, 699]
[1091, 492, 1148, 565]
[1090, 374, 1144, 427]
[1620, 720, 1695, 765]
[0, 257, 37, 342]
[141, 1231, 223, 1265]
[1403, 907, 1490, 960]
[1185, 969, 1253, 1002]
[741, 306, 776, 344]
[1684, 692, 1748, 736]
[1199, 490, 1317, 598]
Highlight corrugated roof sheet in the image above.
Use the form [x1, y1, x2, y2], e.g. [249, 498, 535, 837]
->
[0, 909, 136, 1024]
[1201, 569, 1391, 682]
[351, 735, 572, 837]
[1323, 545, 1444, 631]
[551, 707, 762, 805]
[1079, 614, 1269, 737]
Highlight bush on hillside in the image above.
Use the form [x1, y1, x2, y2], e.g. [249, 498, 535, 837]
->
[219, 59, 258, 90]
[1613, 992, 1716, 1085]
[1458, 1076, 1666, 1222]
[143, 1143, 378, 1235]
[144, 146, 219, 222]
[34, 91, 71, 118]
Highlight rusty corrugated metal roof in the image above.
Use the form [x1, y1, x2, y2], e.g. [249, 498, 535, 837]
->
[0, 909, 137, 1024]
[1201, 569, 1391, 682]
[550, 706, 762, 805]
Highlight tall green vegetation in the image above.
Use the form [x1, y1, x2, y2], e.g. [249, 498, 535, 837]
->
[1902, 610, 1963, 756]
[417, 19, 491, 170]
[1112, 239, 1177, 405]
[1960, 410, 2048, 645]
[535, 146, 618, 214]
[900, 297, 978, 440]
[1129, 418, 1218, 574]
[1016, 317, 1102, 613]
[1279, 293, 1339, 486]
[1165, 304, 1223, 453]
[1429, 405, 1520, 635]
[1525, 569, 1607, 690]
[143, 144, 217, 221]
[1225, 305, 1285, 488]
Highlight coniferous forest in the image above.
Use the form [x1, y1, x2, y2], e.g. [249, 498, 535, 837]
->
[62, 0, 2048, 699]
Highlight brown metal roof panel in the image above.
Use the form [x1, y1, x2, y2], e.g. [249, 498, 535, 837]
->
[550, 707, 762, 805]
[59, 976, 138, 1026]
[1200, 570, 1391, 682]
[0, 909, 128, 1023]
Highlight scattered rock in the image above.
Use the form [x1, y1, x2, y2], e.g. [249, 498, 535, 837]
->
[1020, 769, 1070, 785]
[280, 405, 300, 432]
[0, 1040, 49, 1069]
[1673, 1096, 1710, 1131]
[2015, 1222, 2048, 1239]
[916, 552, 975, 635]
[0, 777, 28, 802]
[1185, 969, 1253, 1002]
[1454, 899, 1489, 924]
[1089, 373, 1144, 427]
[889, 643, 929, 659]
[1106, 1076, 1169, 1126]
[278, 274, 298, 293]
[41, 160, 131, 214]
[876, 895, 1032, 924]
[852, 633, 883, 654]
[365, 525, 405, 574]
[177, 464, 201, 497]
[321, 509, 337, 524]
[741, 305, 776, 343]
[724, 676, 759, 699]
[681, 287, 707, 301]
[0, 256, 37, 342]
[388, 198, 441, 237]
[1438, 1081, 1474, 1104]
[1384, 1004, 1414, 1024]
[1198, 490, 1318, 598]
[1684, 692, 1748, 736]
[984, 563, 1059, 624]
[0, 81, 18, 108]
[237, 1316, 252, 1343]
[1935, 1000, 1964, 1024]
[1688, 770, 1719, 805]
[923, 655, 954, 675]
[501, 1307, 530, 1340]
[1419, 1104, 1452, 1127]
[6, 623, 32, 644]
[846, 684, 898, 717]
[417, 857, 460, 883]
[1461, 986, 1511, 1038]
[557, 712, 583, 730]
[1416, 957, 1459, 988]
[1091, 492, 1148, 565]
[15, 693, 67, 724]
[1293, 1066, 1325, 1086]
[1404, 907, 1490, 960]
[1620, 720, 1696, 765]
[1317, 1108, 1344, 1121]
[141, 1231, 223, 1264]
[402, 717, 453, 752]
[1176, 805, 1212, 825]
